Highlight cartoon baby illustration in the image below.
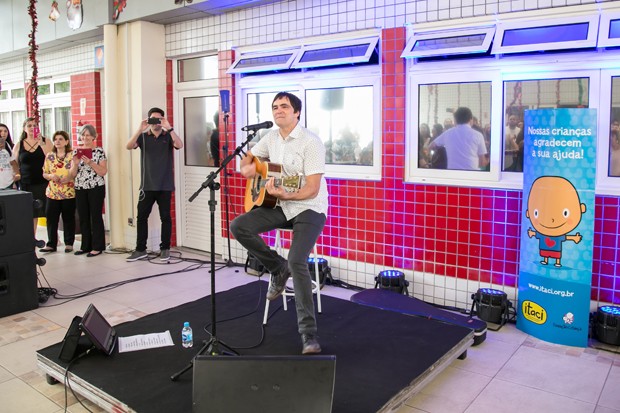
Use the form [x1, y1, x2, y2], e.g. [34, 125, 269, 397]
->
[526, 176, 585, 268]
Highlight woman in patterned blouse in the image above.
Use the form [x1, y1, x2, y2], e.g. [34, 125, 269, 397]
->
[70, 124, 108, 257]
[40, 131, 76, 253]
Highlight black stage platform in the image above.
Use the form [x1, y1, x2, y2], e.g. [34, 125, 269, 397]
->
[37, 281, 473, 413]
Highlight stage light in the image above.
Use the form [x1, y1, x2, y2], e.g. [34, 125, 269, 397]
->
[471, 288, 510, 325]
[307, 257, 332, 286]
[594, 305, 620, 346]
[374, 270, 409, 295]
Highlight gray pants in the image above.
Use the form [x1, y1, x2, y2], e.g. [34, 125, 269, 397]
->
[230, 207, 326, 335]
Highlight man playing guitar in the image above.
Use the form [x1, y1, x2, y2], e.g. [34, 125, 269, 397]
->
[230, 91, 329, 355]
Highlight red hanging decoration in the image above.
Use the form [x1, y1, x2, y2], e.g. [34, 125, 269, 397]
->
[27, 0, 40, 126]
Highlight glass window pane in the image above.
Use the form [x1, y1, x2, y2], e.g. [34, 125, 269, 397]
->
[40, 108, 53, 138]
[183, 95, 220, 167]
[178, 55, 218, 82]
[306, 86, 374, 166]
[417, 82, 491, 171]
[245, 91, 281, 145]
[0, 90, 8, 100]
[54, 81, 70, 93]
[11, 110, 25, 140]
[11, 88, 24, 99]
[502, 77, 589, 172]
[502, 23, 590, 47]
[38, 84, 51, 95]
[0, 112, 8, 125]
[54, 107, 72, 134]
[610, 76, 620, 177]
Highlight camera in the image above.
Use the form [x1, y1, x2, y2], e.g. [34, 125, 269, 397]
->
[147, 117, 161, 125]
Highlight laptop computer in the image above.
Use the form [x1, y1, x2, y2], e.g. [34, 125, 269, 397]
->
[192, 355, 336, 413]
[79, 303, 117, 356]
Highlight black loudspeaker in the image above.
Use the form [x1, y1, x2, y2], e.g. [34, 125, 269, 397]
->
[0, 251, 39, 317]
[193, 355, 336, 413]
[0, 190, 35, 256]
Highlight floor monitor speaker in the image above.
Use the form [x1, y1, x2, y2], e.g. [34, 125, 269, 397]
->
[0, 190, 34, 256]
[0, 251, 38, 317]
[192, 355, 336, 413]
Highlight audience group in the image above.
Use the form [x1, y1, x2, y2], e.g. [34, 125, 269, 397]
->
[3, 118, 108, 257]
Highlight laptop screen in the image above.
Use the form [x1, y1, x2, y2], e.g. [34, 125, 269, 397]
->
[80, 304, 116, 355]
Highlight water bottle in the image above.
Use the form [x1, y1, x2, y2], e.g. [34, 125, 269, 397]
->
[181, 322, 193, 348]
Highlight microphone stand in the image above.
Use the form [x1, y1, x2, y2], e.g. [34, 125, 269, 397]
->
[220, 111, 243, 268]
[170, 131, 257, 382]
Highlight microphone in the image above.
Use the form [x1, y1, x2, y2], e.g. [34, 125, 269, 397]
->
[241, 121, 273, 132]
[219, 90, 230, 113]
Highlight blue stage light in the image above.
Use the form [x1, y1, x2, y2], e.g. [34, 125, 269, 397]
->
[307, 257, 331, 286]
[595, 305, 620, 345]
[374, 270, 409, 295]
[472, 288, 510, 325]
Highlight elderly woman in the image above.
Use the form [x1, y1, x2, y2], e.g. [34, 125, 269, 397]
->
[70, 124, 107, 257]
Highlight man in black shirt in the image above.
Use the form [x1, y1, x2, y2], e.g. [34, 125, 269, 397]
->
[126, 107, 183, 262]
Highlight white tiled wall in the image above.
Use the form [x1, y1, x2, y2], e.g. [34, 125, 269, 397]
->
[164, 0, 600, 56]
[0, 41, 101, 85]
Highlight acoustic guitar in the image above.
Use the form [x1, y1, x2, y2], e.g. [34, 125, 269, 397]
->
[244, 158, 302, 212]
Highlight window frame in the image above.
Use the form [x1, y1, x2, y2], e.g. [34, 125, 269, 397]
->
[401, 26, 495, 59]
[236, 65, 383, 181]
[227, 48, 300, 74]
[598, 11, 620, 48]
[499, 69, 600, 188]
[596, 69, 620, 196]
[492, 14, 600, 55]
[290, 37, 379, 69]
[37, 78, 72, 139]
[405, 70, 503, 187]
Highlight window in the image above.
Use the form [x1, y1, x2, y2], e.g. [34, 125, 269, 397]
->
[502, 77, 590, 173]
[306, 86, 374, 166]
[0, 112, 8, 125]
[11, 111, 25, 140]
[0, 91, 8, 100]
[40, 108, 53, 138]
[54, 107, 71, 135]
[598, 11, 620, 48]
[406, 71, 501, 186]
[235, 31, 382, 180]
[240, 72, 382, 180]
[401, 27, 495, 59]
[609, 77, 620, 178]
[38, 84, 51, 95]
[492, 15, 599, 54]
[11, 88, 24, 99]
[183, 95, 220, 167]
[228, 49, 299, 74]
[178, 55, 218, 82]
[54, 81, 70, 93]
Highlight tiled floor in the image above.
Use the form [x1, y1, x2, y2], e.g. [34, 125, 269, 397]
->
[1, 236, 619, 413]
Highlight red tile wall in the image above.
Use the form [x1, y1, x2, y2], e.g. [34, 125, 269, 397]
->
[166, 60, 177, 247]
[221, 28, 619, 305]
[70, 72, 102, 146]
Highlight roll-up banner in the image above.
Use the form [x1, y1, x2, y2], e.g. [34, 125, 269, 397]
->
[518, 108, 596, 347]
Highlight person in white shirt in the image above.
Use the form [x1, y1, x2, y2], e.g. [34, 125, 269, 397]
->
[230, 92, 328, 355]
[430, 107, 488, 171]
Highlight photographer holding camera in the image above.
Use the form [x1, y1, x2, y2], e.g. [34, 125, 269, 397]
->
[126, 107, 183, 262]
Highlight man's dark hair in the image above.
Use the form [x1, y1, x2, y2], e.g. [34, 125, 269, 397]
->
[148, 107, 165, 117]
[272, 92, 302, 120]
[453, 107, 473, 125]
